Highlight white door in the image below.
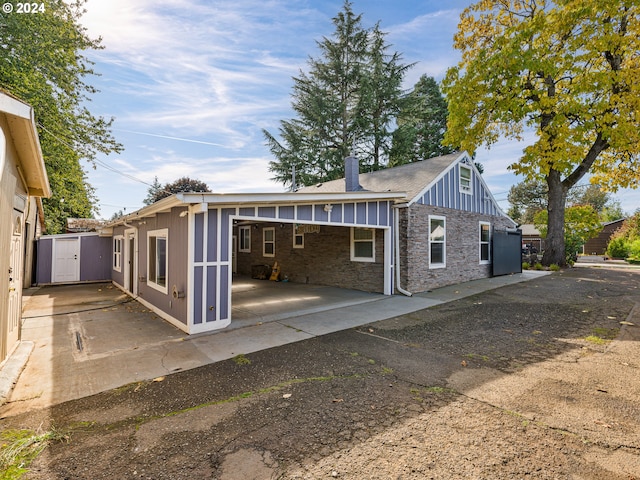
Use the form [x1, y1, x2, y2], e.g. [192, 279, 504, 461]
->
[53, 238, 80, 283]
[6, 233, 23, 354]
[124, 230, 137, 295]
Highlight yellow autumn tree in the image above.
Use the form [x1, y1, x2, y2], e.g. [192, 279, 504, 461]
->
[442, 0, 640, 266]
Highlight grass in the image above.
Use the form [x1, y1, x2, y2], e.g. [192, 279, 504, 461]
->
[585, 327, 619, 345]
[464, 353, 490, 362]
[0, 429, 66, 480]
[232, 354, 251, 365]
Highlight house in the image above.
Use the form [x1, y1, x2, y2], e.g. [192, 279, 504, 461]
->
[520, 224, 544, 253]
[99, 151, 517, 335]
[0, 91, 51, 365]
[66, 217, 105, 233]
[582, 218, 626, 256]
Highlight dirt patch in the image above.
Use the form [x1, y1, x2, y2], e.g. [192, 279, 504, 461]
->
[4, 267, 640, 479]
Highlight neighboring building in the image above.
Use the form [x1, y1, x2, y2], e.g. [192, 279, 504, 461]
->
[520, 224, 544, 253]
[582, 218, 626, 256]
[36, 232, 112, 285]
[66, 218, 105, 233]
[0, 91, 51, 365]
[99, 151, 518, 335]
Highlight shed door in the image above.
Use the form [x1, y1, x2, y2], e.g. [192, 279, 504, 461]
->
[6, 232, 23, 355]
[53, 238, 80, 283]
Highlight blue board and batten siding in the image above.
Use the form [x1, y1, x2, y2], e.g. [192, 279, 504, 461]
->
[189, 200, 394, 333]
[415, 163, 502, 217]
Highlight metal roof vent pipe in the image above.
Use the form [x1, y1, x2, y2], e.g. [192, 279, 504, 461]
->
[344, 155, 361, 192]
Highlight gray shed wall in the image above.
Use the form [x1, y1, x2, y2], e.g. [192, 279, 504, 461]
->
[36, 237, 53, 285]
[79, 235, 112, 281]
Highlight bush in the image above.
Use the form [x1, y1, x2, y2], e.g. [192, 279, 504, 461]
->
[534, 262, 543, 270]
[607, 236, 629, 258]
[549, 264, 561, 271]
[522, 262, 530, 270]
[626, 239, 640, 264]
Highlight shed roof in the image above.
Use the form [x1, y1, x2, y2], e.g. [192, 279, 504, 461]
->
[296, 152, 463, 203]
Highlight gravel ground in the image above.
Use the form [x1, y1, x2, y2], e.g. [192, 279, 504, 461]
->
[2, 266, 639, 479]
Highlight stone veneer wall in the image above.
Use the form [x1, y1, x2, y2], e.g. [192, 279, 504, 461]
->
[398, 204, 514, 293]
[235, 222, 385, 293]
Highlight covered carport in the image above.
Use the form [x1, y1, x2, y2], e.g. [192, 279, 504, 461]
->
[178, 191, 406, 334]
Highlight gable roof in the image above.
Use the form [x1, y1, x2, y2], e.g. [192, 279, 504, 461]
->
[296, 152, 464, 203]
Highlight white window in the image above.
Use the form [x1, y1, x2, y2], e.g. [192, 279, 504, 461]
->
[459, 165, 472, 195]
[480, 222, 491, 264]
[263, 227, 275, 257]
[293, 225, 304, 249]
[113, 236, 123, 272]
[239, 226, 251, 253]
[351, 228, 375, 262]
[148, 229, 168, 293]
[429, 216, 446, 268]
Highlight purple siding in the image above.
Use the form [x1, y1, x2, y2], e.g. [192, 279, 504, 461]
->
[79, 236, 111, 281]
[36, 238, 52, 285]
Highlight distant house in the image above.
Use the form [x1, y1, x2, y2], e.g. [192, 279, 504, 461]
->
[96, 151, 518, 335]
[66, 218, 105, 233]
[582, 218, 626, 256]
[0, 91, 51, 365]
[520, 224, 544, 253]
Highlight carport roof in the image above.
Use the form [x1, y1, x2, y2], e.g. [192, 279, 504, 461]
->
[103, 190, 407, 229]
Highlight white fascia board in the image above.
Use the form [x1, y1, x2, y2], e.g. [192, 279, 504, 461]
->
[176, 191, 407, 206]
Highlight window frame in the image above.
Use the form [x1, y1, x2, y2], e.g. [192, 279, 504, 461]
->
[459, 164, 472, 195]
[479, 222, 491, 264]
[263, 227, 275, 257]
[350, 227, 375, 262]
[428, 215, 446, 269]
[293, 225, 304, 249]
[238, 225, 251, 253]
[147, 228, 168, 294]
[113, 235, 123, 272]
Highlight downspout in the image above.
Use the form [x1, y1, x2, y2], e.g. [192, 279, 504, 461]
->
[393, 204, 412, 297]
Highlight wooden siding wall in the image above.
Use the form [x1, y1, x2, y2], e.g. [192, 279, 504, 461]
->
[416, 163, 502, 217]
[135, 209, 189, 326]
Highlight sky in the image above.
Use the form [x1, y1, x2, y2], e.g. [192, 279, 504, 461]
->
[78, 0, 640, 220]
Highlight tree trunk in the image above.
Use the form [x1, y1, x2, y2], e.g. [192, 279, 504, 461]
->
[542, 169, 568, 266]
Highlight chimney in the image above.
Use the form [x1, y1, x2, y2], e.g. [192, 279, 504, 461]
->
[344, 156, 360, 192]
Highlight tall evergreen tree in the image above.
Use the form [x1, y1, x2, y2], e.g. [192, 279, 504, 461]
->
[0, 0, 122, 233]
[389, 75, 454, 167]
[264, 1, 411, 188]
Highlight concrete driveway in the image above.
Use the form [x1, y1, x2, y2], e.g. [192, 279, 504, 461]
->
[0, 272, 547, 417]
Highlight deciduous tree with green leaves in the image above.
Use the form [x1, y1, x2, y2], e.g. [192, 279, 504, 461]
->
[534, 205, 601, 263]
[0, 0, 122, 233]
[443, 0, 640, 266]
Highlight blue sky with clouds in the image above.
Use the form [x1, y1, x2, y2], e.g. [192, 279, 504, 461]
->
[79, 0, 639, 219]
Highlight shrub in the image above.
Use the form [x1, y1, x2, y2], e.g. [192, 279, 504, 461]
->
[534, 262, 543, 270]
[549, 264, 561, 271]
[607, 236, 629, 258]
[626, 239, 640, 264]
[522, 262, 530, 270]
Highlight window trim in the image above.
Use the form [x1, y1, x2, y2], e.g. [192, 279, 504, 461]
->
[113, 235, 123, 272]
[263, 227, 275, 257]
[293, 225, 304, 249]
[428, 215, 446, 269]
[147, 228, 168, 294]
[350, 227, 375, 263]
[459, 164, 472, 195]
[479, 221, 491, 264]
[238, 225, 251, 253]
